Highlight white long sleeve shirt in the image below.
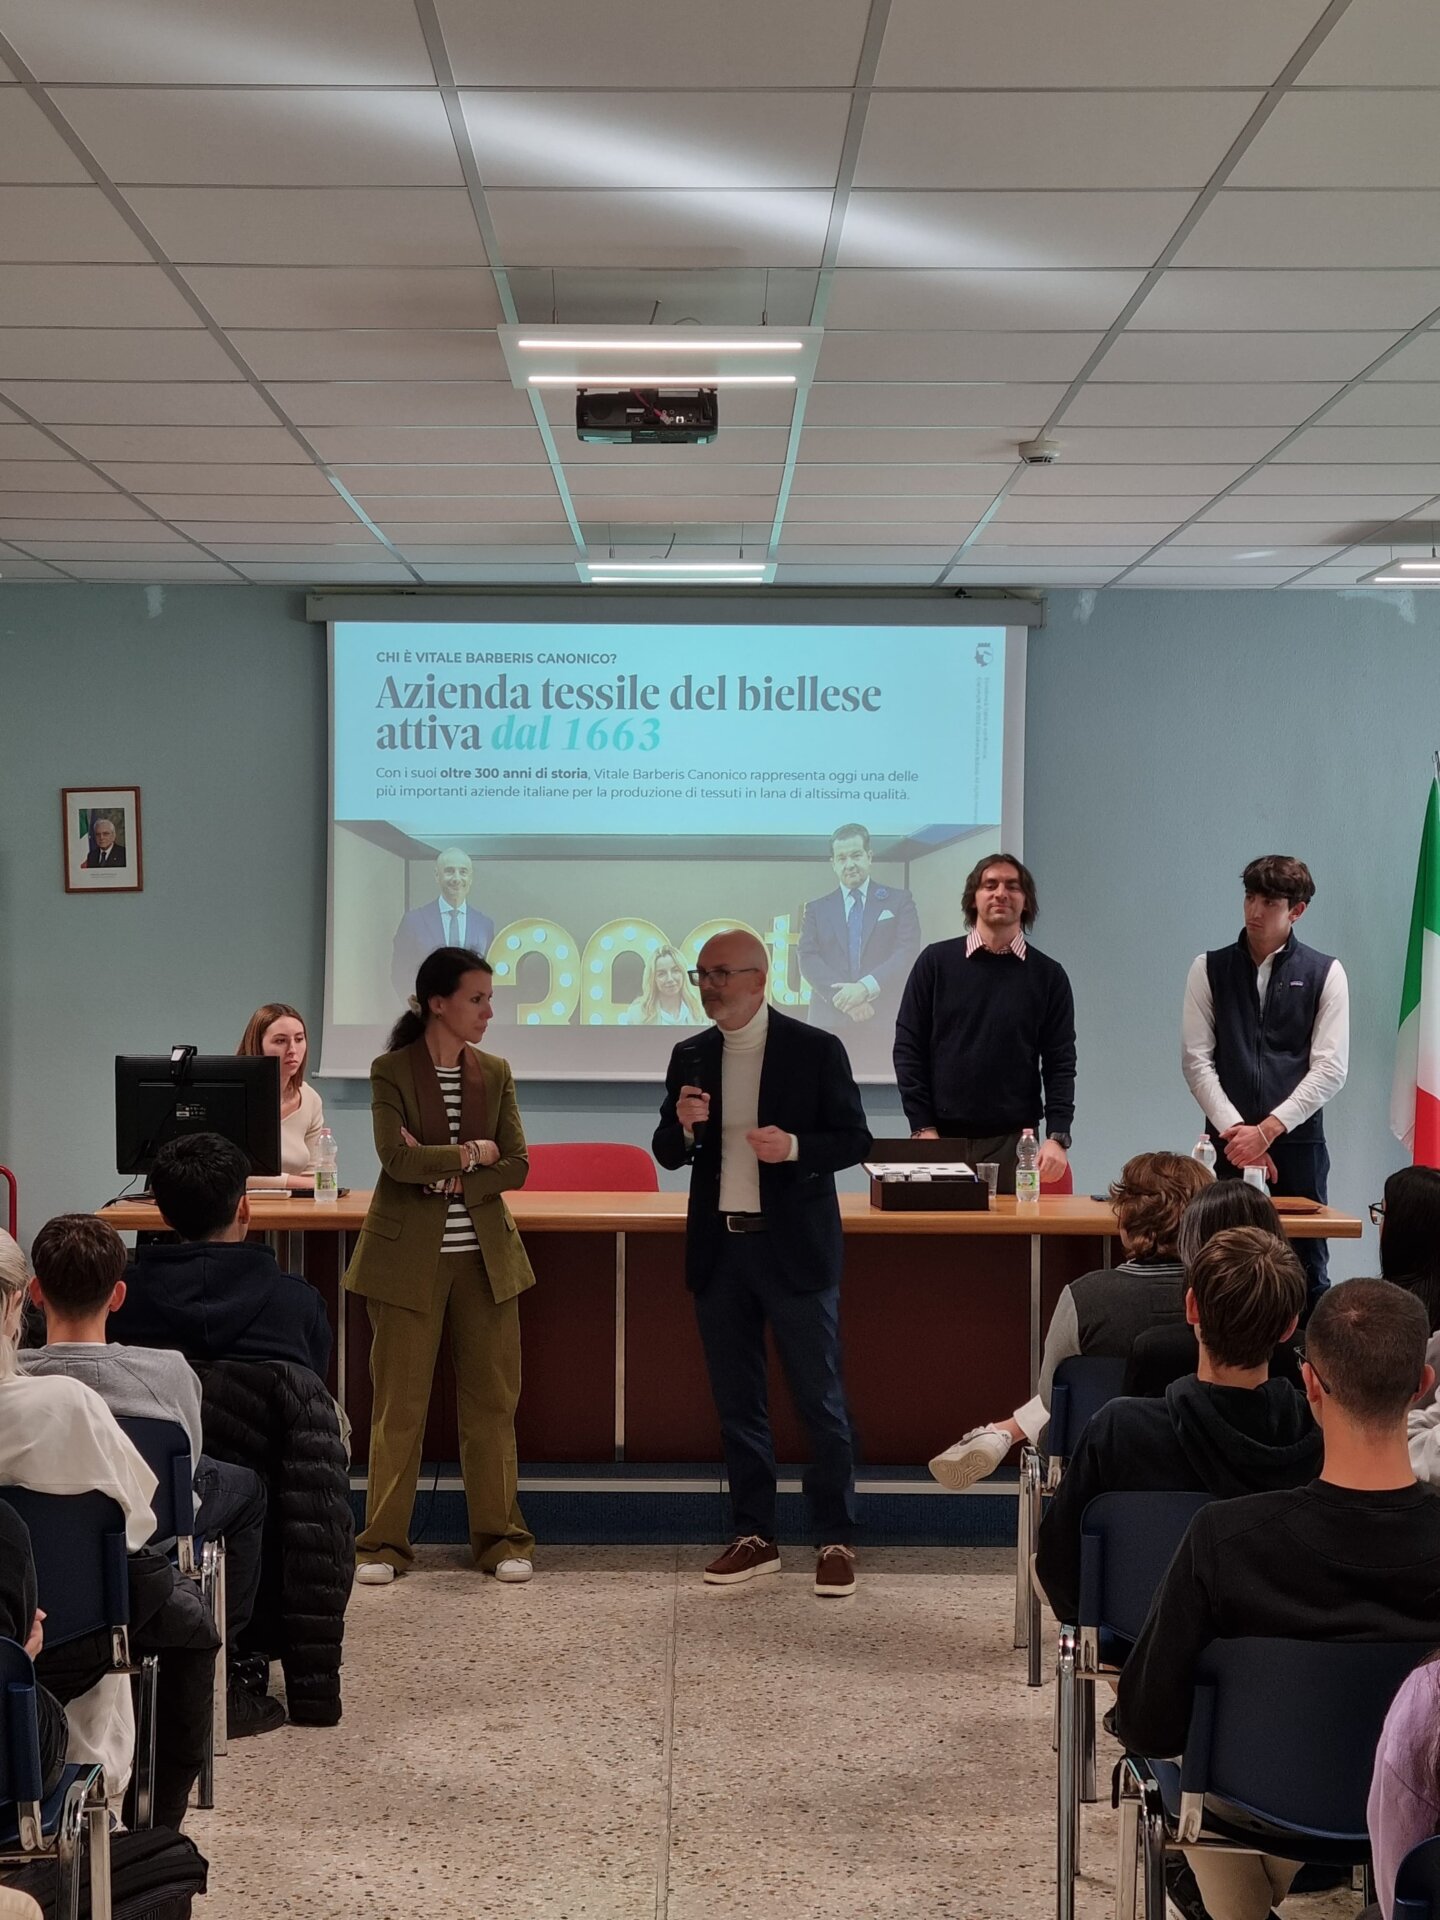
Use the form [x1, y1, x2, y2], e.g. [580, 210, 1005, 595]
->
[1180, 950, 1349, 1134]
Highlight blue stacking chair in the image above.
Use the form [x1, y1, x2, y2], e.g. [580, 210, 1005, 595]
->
[1395, 1833, 1440, 1919]
[1054, 1489, 1212, 1920]
[114, 1417, 227, 1808]
[0, 1487, 159, 1833]
[1015, 1354, 1129, 1686]
[1116, 1637, 1429, 1920]
[0, 1636, 112, 1920]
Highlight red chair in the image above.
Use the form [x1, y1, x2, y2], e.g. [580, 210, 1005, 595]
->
[1042, 1163, 1074, 1195]
[523, 1143, 658, 1192]
[0, 1164, 15, 1238]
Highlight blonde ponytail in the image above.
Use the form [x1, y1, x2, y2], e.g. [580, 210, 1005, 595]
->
[0, 1229, 27, 1380]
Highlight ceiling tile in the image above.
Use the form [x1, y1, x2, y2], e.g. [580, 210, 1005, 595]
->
[19, 540, 193, 559]
[510, 265, 818, 329]
[0, 91, 88, 181]
[1094, 331, 1403, 382]
[360, 496, 570, 523]
[1235, 464, 1440, 492]
[303, 425, 547, 464]
[1142, 543, 1341, 565]
[1300, 0, 1440, 84]
[1176, 191, 1440, 269]
[487, 190, 832, 269]
[237, 561, 414, 581]
[775, 565, 954, 583]
[777, 520, 976, 546]
[943, 564, 1123, 585]
[0, 265, 201, 327]
[1174, 521, 1364, 545]
[0, 517, 154, 540]
[0, 330, 237, 379]
[857, 91, 1261, 190]
[270, 383, 533, 429]
[461, 90, 850, 190]
[127, 188, 486, 267]
[771, 545, 959, 564]
[1122, 565, 1302, 585]
[0, 381, 275, 426]
[993, 494, 1215, 522]
[978, 521, 1182, 545]
[793, 428, 1015, 464]
[565, 465, 785, 498]
[169, 520, 371, 544]
[416, 563, 582, 582]
[802, 384, 1063, 434]
[563, 429, 787, 465]
[788, 463, 1006, 497]
[395, 544, 581, 562]
[182, 267, 503, 330]
[875, 0, 1330, 85]
[204, 543, 389, 563]
[101, 462, 336, 495]
[229, 331, 508, 382]
[374, 521, 575, 545]
[816, 331, 1104, 384]
[1133, 271, 1440, 331]
[5, 0, 437, 82]
[825, 270, 1144, 333]
[966, 542, 1152, 565]
[1370, 334, 1440, 383]
[839, 191, 1192, 269]
[1053, 426, 1288, 462]
[57, 559, 240, 579]
[0, 421, 76, 459]
[0, 460, 115, 491]
[0, 560, 66, 578]
[0, 186, 151, 261]
[59, 425, 308, 464]
[1012, 463, 1249, 493]
[333, 464, 562, 496]
[1200, 493, 1432, 521]
[1064, 382, 1342, 427]
[1322, 384, 1440, 426]
[0, 491, 148, 517]
[159, 494, 361, 522]
[436, 0, 873, 85]
[1233, 93, 1440, 190]
[1274, 427, 1440, 463]
[57, 88, 461, 187]
[785, 495, 976, 525]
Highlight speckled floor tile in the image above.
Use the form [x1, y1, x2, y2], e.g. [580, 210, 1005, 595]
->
[185, 1546, 1367, 1920]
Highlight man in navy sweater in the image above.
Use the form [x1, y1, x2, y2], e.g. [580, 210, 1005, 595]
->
[893, 851, 1075, 1191]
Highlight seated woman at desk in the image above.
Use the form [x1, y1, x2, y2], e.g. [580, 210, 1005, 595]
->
[238, 1002, 325, 1190]
[622, 944, 704, 1026]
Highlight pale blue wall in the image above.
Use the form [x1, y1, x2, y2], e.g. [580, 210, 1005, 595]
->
[3, 581, 1433, 1274]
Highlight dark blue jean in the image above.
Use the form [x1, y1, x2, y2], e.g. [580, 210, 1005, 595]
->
[692, 1233, 856, 1546]
[194, 1454, 266, 1648]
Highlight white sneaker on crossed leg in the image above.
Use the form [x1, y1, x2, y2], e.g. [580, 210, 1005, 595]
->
[928, 1426, 1013, 1491]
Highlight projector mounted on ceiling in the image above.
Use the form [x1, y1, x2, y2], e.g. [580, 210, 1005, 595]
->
[576, 388, 719, 446]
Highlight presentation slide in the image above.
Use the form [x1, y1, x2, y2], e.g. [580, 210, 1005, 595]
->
[322, 618, 1018, 1082]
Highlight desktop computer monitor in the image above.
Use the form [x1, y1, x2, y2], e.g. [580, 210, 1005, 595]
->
[115, 1050, 282, 1176]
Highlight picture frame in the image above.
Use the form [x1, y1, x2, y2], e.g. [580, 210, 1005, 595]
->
[62, 786, 143, 894]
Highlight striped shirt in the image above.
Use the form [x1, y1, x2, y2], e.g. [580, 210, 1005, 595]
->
[435, 1066, 480, 1254]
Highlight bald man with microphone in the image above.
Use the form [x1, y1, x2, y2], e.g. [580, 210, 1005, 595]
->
[653, 928, 872, 1597]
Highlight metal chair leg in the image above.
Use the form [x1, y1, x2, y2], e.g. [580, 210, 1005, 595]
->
[1015, 1448, 1034, 1650]
[1026, 1456, 1046, 1687]
[56, 1777, 85, 1920]
[212, 1540, 228, 1761]
[85, 1774, 113, 1920]
[1114, 1772, 1139, 1920]
[1056, 1627, 1078, 1920]
[132, 1655, 159, 1829]
[1080, 1678, 1098, 1803]
[1139, 1778, 1167, 1920]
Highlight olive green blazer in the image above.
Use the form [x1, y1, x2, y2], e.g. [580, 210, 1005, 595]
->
[343, 1044, 537, 1313]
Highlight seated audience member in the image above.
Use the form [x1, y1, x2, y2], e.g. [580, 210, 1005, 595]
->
[930, 1152, 1212, 1488]
[1116, 1279, 1440, 1920]
[1379, 1163, 1440, 1401]
[1123, 1181, 1297, 1396]
[1035, 1227, 1317, 1624]
[114, 1133, 331, 1379]
[1369, 1650, 1440, 1920]
[0, 1230, 218, 1829]
[237, 1002, 326, 1192]
[0, 1500, 68, 1797]
[22, 1214, 281, 1737]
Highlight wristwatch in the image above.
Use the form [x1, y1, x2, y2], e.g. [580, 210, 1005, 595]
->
[1048, 1132, 1072, 1151]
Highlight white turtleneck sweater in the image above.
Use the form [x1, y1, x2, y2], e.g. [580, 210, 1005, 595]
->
[715, 1002, 797, 1212]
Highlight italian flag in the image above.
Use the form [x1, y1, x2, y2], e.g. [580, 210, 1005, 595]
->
[1392, 777, 1440, 1165]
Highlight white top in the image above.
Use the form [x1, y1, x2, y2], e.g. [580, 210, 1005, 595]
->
[719, 1002, 769, 1214]
[0, 1370, 159, 1807]
[280, 1081, 326, 1176]
[435, 1065, 480, 1254]
[1180, 949, 1350, 1134]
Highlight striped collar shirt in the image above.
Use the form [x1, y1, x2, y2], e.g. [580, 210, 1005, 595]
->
[965, 928, 1028, 961]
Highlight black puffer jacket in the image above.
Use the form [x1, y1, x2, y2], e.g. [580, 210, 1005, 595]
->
[197, 1359, 353, 1726]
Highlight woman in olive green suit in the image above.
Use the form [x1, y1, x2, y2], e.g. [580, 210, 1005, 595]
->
[347, 945, 536, 1585]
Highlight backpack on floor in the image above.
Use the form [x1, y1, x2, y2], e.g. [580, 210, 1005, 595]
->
[3, 1826, 208, 1920]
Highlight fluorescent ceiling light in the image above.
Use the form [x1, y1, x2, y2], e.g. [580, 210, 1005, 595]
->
[529, 374, 795, 387]
[586, 562, 765, 573]
[1357, 557, 1440, 586]
[519, 338, 803, 353]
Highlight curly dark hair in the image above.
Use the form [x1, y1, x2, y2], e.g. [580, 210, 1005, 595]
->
[1242, 855, 1315, 907]
[960, 851, 1038, 930]
[1108, 1152, 1214, 1261]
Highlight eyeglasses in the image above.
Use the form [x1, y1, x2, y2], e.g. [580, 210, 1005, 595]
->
[1303, 1355, 1333, 1395]
[1369, 1200, 1386, 1226]
[688, 966, 761, 987]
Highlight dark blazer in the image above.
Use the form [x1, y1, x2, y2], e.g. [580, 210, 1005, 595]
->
[82, 843, 126, 868]
[390, 898, 496, 1000]
[798, 882, 921, 1030]
[653, 1008, 872, 1295]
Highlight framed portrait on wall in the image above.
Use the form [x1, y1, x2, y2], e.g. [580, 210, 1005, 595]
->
[62, 786, 143, 893]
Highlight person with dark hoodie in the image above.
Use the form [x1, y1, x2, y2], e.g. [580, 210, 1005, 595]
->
[1379, 1163, 1440, 1400]
[113, 1133, 331, 1379]
[1036, 1226, 1318, 1625]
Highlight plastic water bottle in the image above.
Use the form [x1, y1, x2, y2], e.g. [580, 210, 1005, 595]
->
[1242, 1164, 1269, 1194]
[1015, 1128, 1040, 1207]
[1193, 1136, 1217, 1174]
[313, 1127, 339, 1204]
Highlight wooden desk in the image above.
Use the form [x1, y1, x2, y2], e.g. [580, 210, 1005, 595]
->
[99, 1192, 1359, 1470]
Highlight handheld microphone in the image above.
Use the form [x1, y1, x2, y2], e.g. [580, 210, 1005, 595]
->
[677, 1040, 709, 1148]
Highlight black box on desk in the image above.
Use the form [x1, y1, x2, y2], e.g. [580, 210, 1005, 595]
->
[864, 1139, 990, 1212]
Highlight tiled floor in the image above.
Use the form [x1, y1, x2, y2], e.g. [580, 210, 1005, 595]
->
[189, 1547, 1362, 1920]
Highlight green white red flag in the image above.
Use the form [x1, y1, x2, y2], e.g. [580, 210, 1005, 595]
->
[1392, 776, 1440, 1165]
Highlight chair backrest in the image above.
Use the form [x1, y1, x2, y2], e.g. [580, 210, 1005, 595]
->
[1395, 1833, 1440, 1920]
[1078, 1489, 1213, 1640]
[0, 1636, 45, 1808]
[523, 1142, 658, 1192]
[0, 1490, 129, 1651]
[114, 1416, 197, 1564]
[1184, 1637, 1430, 1839]
[1040, 1163, 1074, 1195]
[1048, 1354, 1129, 1461]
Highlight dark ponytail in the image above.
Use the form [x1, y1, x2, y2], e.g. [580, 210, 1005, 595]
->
[386, 945, 492, 1051]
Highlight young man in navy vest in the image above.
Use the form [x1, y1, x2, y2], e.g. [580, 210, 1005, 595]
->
[1182, 855, 1349, 1307]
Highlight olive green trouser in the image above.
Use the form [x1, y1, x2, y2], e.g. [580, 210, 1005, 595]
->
[357, 1251, 533, 1572]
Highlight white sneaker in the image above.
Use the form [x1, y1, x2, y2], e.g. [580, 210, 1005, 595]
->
[493, 1559, 534, 1583]
[928, 1426, 1013, 1491]
[355, 1562, 396, 1586]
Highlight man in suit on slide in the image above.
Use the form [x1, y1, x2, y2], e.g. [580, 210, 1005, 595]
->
[798, 822, 921, 1033]
[653, 928, 872, 1598]
[82, 815, 125, 868]
[390, 847, 495, 1000]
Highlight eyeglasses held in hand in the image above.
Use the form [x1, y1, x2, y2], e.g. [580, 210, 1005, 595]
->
[1369, 1200, 1386, 1226]
[688, 966, 762, 987]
